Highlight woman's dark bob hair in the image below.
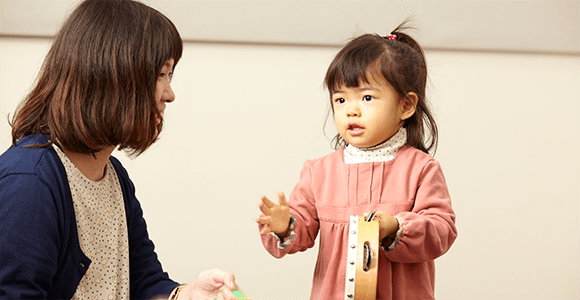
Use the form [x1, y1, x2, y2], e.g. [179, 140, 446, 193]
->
[10, 0, 183, 156]
[325, 21, 438, 154]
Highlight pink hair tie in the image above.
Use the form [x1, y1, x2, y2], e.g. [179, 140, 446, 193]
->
[386, 34, 397, 40]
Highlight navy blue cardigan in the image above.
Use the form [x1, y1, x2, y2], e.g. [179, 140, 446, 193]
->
[0, 134, 179, 299]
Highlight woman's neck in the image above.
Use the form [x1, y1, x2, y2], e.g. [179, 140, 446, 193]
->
[61, 146, 116, 181]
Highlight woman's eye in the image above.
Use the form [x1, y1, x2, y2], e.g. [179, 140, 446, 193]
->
[363, 95, 373, 101]
[159, 72, 174, 82]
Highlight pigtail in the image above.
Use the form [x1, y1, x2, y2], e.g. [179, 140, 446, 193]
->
[388, 20, 438, 155]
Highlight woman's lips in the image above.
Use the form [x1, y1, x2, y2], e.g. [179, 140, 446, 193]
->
[156, 111, 164, 124]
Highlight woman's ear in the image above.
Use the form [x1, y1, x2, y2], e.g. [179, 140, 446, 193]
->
[401, 92, 418, 121]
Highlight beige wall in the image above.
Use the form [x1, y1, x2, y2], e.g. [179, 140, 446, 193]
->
[1, 3, 579, 298]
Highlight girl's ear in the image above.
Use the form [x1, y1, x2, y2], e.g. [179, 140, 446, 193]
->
[401, 92, 418, 121]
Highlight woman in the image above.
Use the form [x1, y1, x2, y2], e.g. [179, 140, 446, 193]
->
[0, 0, 238, 299]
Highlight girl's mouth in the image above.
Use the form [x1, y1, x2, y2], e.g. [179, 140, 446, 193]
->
[348, 123, 364, 136]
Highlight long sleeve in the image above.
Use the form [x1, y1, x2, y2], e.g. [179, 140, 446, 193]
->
[259, 161, 320, 258]
[385, 160, 457, 263]
[256, 147, 456, 300]
[0, 139, 90, 299]
[0, 174, 62, 298]
[0, 135, 180, 299]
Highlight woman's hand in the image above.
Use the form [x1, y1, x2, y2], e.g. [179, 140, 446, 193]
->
[256, 191, 291, 238]
[364, 210, 399, 241]
[177, 269, 237, 300]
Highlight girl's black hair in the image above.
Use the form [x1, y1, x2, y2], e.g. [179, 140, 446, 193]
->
[324, 20, 438, 154]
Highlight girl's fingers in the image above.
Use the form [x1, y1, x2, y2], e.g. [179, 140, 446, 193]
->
[363, 210, 372, 219]
[258, 202, 271, 215]
[261, 195, 275, 208]
[255, 216, 269, 225]
[260, 226, 272, 235]
[375, 211, 390, 220]
[277, 191, 288, 206]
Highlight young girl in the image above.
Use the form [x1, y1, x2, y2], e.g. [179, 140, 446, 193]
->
[0, 0, 238, 299]
[256, 22, 457, 300]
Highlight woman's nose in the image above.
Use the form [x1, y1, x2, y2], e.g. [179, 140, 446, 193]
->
[163, 84, 175, 103]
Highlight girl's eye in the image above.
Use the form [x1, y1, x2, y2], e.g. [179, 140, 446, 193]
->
[334, 98, 345, 104]
[363, 95, 373, 101]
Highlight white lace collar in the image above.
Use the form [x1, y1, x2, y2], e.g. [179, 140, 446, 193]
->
[343, 127, 407, 164]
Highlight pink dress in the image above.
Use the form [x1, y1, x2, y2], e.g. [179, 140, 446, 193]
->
[259, 145, 457, 300]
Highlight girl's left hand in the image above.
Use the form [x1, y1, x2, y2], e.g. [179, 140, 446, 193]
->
[363, 210, 399, 241]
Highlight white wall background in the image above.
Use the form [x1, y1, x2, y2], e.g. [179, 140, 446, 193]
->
[1, 1, 579, 299]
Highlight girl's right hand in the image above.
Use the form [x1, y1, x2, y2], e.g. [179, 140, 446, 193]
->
[256, 191, 291, 237]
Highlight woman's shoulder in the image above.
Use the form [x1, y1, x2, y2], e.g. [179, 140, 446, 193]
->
[0, 134, 70, 211]
[108, 155, 128, 178]
[0, 134, 57, 177]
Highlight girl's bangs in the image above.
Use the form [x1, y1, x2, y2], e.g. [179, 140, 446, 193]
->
[326, 60, 374, 94]
[325, 37, 384, 93]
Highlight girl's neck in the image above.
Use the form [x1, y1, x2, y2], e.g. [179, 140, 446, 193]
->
[61, 146, 116, 181]
[344, 127, 407, 164]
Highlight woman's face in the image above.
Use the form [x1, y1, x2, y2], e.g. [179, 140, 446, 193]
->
[155, 58, 176, 124]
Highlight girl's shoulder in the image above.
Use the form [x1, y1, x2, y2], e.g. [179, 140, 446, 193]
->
[305, 148, 345, 166]
[397, 144, 436, 162]
[394, 145, 446, 178]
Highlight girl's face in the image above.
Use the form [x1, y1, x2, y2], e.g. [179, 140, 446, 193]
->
[155, 58, 176, 124]
[332, 73, 416, 148]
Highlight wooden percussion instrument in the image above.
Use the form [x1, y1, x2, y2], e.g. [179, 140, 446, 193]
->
[345, 212, 379, 300]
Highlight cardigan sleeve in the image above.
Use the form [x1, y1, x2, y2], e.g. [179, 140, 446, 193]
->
[0, 174, 62, 298]
[259, 160, 320, 258]
[110, 158, 180, 299]
[385, 160, 457, 263]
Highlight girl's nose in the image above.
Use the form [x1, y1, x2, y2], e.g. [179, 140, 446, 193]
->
[346, 103, 360, 117]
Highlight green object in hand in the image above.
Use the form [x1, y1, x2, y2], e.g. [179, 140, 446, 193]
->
[215, 289, 247, 300]
[232, 289, 246, 299]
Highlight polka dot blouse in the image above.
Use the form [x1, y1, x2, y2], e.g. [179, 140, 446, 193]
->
[343, 127, 407, 164]
[53, 145, 130, 300]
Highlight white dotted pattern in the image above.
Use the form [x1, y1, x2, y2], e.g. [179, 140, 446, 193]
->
[53, 145, 130, 300]
[343, 127, 407, 164]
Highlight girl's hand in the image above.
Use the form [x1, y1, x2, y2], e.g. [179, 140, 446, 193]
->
[256, 191, 291, 237]
[364, 210, 399, 241]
